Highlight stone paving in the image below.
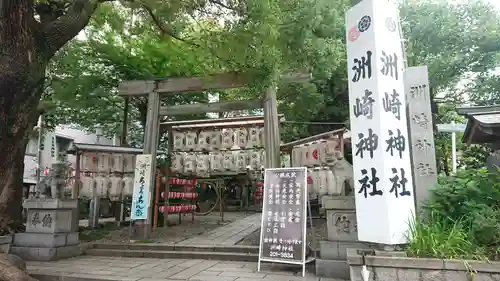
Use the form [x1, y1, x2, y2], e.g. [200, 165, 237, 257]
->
[176, 213, 261, 246]
[28, 256, 341, 281]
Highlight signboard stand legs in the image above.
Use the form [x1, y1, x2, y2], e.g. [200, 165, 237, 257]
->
[257, 167, 315, 277]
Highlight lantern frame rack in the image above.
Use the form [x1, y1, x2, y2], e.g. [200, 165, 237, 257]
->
[67, 143, 144, 229]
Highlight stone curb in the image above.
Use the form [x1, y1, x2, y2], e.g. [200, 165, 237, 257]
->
[347, 248, 500, 274]
[90, 243, 260, 254]
[85, 248, 259, 262]
[31, 274, 123, 281]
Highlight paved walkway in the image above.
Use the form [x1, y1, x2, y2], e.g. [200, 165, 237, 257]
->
[176, 213, 261, 246]
[28, 256, 339, 281]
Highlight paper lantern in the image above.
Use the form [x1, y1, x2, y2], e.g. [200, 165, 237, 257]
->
[235, 128, 248, 148]
[173, 131, 185, 151]
[185, 131, 197, 151]
[111, 154, 124, 173]
[247, 127, 261, 148]
[171, 154, 183, 173]
[208, 129, 221, 151]
[122, 176, 134, 196]
[222, 151, 234, 171]
[210, 153, 223, 172]
[80, 176, 95, 198]
[221, 129, 234, 150]
[108, 176, 123, 200]
[197, 131, 210, 150]
[183, 153, 196, 174]
[195, 154, 209, 175]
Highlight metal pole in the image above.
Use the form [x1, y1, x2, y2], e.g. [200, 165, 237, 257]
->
[452, 121, 457, 173]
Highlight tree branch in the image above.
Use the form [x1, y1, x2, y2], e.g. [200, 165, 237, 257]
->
[141, 3, 244, 69]
[41, 0, 111, 58]
[207, 0, 235, 11]
[141, 3, 186, 43]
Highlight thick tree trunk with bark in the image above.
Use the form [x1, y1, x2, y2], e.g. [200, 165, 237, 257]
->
[0, 0, 47, 235]
[0, 0, 101, 234]
[0, 0, 101, 279]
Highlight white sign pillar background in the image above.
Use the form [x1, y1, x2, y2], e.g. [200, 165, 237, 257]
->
[346, 0, 415, 245]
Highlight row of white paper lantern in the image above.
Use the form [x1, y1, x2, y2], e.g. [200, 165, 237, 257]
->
[80, 154, 136, 173]
[77, 175, 134, 199]
[291, 139, 343, 167]
[173, 127, 265, 151]
[171, 150, 266, 174]
[306, 160, 354, 200]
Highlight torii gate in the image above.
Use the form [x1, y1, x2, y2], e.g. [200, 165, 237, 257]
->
[118, 71, 310, 238]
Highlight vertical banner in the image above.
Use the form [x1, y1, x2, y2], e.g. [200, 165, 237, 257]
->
[346, 0, 415, 244]
[258, 167, 309, 274]
[405, 66, 437, 214]
[131, 154, 153, 220]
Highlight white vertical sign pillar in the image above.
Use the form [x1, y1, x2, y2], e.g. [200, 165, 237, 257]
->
[346, 0, 415, 245]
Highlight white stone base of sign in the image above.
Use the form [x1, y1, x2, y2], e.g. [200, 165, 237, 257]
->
[13, 232, 78, 248]
[316, 196, 373, 279]
[10, 245, 81, 261]
[12, 199, 80, 261]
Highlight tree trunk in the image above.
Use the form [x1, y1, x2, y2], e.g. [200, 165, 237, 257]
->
[0, 58, 45, 235]
[0, 0, 48, 235]
[0, 139, 29, 235]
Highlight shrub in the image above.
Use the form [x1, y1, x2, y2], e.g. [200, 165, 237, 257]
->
[426, 169, 500, 247]
[406, 211, 485, 260]
[408, 169, 500, 260]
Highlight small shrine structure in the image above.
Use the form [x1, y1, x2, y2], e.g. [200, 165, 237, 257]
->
[457, 105, 500, 172]
[457, 105, 500, 145]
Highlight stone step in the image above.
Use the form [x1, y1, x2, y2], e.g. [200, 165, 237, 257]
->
[85, 248, 259, 262]
[90, 243, 259, 253]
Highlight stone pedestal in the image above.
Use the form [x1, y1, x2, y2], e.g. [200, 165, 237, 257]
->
[0, 235, 12, 253]
[11, 199, 81, 261]
[316, 196, 372, 279]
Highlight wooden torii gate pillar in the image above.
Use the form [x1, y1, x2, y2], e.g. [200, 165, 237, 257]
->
[118, 72, 310, 239]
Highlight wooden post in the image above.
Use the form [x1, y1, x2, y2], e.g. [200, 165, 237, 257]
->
[137, 90, 161, 239]
[163, 129, 173, 227]
[153, 170, 160, 231]
[219, 179, 224, 222]
[121, 97, 130, 145]
[263, 77, 281, 168]
[88, 179, 100, 229]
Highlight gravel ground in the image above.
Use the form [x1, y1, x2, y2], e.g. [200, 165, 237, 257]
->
[80, 212, 254, 244]
[237, 218, 327, 250]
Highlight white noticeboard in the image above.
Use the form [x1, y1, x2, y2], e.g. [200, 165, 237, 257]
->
[346, 0, 415, 244]
[257, 167, 313, 277]
[130, 154, 153, 220]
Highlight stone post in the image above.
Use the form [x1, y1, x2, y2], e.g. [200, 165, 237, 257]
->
[11, 162, 80, 261]
[316, 195, 372, 279]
